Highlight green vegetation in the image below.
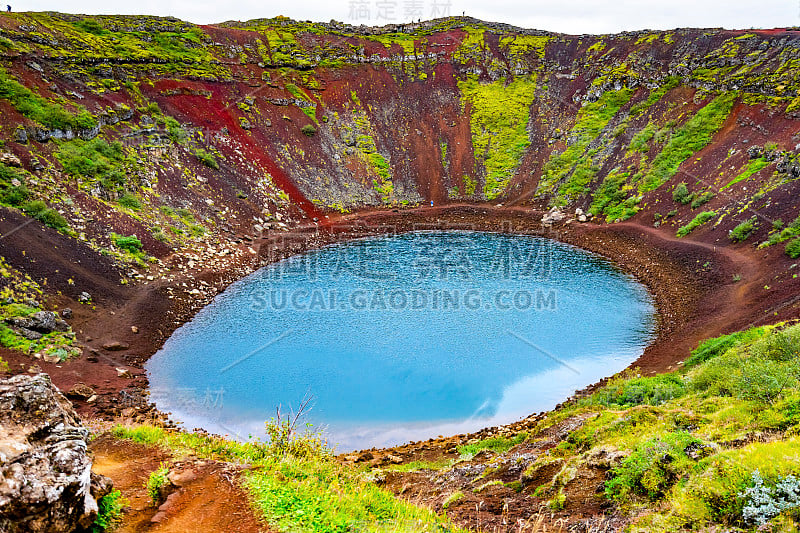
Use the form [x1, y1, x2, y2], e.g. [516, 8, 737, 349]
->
[146, 464, 170, 505]
[690, 191, 715, 209]
[111, 418, 463, 533]
[0, 163, 30, 207]
[630, 124, 656, 152]
[117, 193, 141, 210]
[629, 76, 681, 116]
[787, 238, 800, 259]
[0, 68, 96, 131]
[589, 170, 640, 222]
[301, 124, 316, 136]
[457, 433, 528, 459]
[442, 491, 464, 510]
[194, 149, 219, 169]
[730, 217, 758, 242]
[458, 75, 537, 199]
[676, 210, 716, 237]
[762, 213, 800, 249]
[539, 89, 633, 202]
[522, 323, 800, 530]
[722, 157, 771, 190]
[641, 93, 736, 192]
[672, 182, 692, 204]
[55, 138, 129, 191]
[90, 490, 126, 533]
[606, 431, 703, 502]
[111, 233, 143, 254]
[22, 200, 68, 231]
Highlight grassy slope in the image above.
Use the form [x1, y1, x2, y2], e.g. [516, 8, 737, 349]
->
[110, 323, 800, 532]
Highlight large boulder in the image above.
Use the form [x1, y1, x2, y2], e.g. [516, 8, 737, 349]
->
[0, 374, 112, 532]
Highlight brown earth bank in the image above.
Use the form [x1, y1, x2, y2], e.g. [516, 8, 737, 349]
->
[88, 434, 268, 532]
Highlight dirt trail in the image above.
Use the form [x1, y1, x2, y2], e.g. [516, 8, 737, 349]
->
[90, 435, 267, 533]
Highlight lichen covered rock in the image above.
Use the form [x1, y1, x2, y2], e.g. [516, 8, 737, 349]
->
[0, 374, 111, 532]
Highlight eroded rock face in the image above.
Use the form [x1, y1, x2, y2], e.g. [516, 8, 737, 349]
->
[0, 374, 112, 532]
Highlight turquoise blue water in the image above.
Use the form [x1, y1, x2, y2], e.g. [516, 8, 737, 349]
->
[146, 231, 656, 451]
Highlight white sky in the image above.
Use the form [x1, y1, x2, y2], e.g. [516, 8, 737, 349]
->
[12, 0, 799, 34]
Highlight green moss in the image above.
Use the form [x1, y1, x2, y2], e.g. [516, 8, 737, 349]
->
[0, 67, 96, 131]
[539, 88, 634, 201]
[589, 170, 640, 221]
[676, 211, 716, 237]
[458, 75, 538, 199]
[721, 157, 771, 190]
[640, 93, 736, 192]
[498, 34, 551, 60]
[629, 76, 681, 117]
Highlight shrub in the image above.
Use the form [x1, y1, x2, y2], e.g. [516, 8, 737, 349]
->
[300, 124, 316, 136]
[442, 491, 464, 510]
[146, 464, 170, 505]
[676, 211, 715, 237]
[90, 489, 125, 532]
[0, 68, 97, 131]
[22, 200, 68, 231]
[685, 326, 767, 368]
[740, 470, 800, 526]
[194, 149, 219, 169]
[456, 433, 527, 459]
[56, 139, 126, 180]
[730, 218, 757, 242]
[787, 238, 800, 259]
[113, 234, 143, 254]
[751, 325, 800, 362]
[672, 182, 692, 204]
[587, 373, 686, 407]
[117, 193, 141, 210]
[164, 116, 187, 144]
[690, 191, 715, 209]
[606, 431, 703, 502]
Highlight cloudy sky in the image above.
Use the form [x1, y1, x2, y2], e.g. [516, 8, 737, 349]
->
[13, 0, 799, 33]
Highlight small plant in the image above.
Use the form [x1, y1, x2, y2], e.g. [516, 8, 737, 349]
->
[22, 200, 68, 231]
[442, 491, 464, 510]
[690, 191, 715, 209]
[672, 182, 693, 204]
[112, 234, 143, 254]
[740, 470, 800, 526]
[146, 463, 170, 505]
[265, 396, 328, 458]
[300, 124, 316, 136]
[606, 431, 703, 502]
[117, 193, 141, 210]
[730, 217, 757, 242]
[90, 489, 126, 532]
[787, 238, 800, 259]
[194, 149, 219, 169]
[676, 211, 716, 237]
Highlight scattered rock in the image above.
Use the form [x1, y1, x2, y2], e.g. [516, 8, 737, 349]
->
[103, 341, 129, 351]
[116, 367, 133, 379]
[130, 326, 139, 334]
[584, 445, 629, 469]
[541, 207, 566, 226]
[66, 382, 95, 401]
[0, 374, 112, 532]
[60, 308, 73, 319]
[77, 292, 92, 304]
[5, 311, 69, 335]
[355, 451, 374, 463]
[0, 153, 22, 167]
